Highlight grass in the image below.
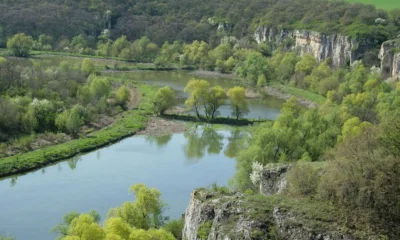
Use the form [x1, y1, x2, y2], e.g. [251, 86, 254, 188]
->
[0, 83, 157, 178]
[273, 83, 327, 105]
[343, 0, 400, 10]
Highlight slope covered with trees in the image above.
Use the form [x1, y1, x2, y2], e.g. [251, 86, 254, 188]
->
[0, 0, 399, 49]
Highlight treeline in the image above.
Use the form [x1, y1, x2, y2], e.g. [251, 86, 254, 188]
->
[0, 57, 130, 146]
[0, 0, 399, 48]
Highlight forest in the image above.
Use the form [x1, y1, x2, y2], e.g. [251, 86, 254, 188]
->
[0, 0, 400, 239]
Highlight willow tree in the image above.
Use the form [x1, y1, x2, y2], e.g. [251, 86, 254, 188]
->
[184, 79, 210, 118]
[227, 86, 249, 120]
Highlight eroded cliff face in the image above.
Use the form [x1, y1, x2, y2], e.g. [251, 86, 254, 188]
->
[379, 40, 400, 79]
[254, 26, 372, 67]
[182, 190, 357, 240]
[182, 165, 380, 240]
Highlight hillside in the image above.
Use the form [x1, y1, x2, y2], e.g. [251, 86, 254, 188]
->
[0, 0, 399, 48]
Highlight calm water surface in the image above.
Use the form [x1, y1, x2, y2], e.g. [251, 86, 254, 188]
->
[105, 71, 283, 120]
[0, 127, 240, 240]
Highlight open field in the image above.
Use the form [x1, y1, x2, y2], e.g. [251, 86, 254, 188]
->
[344, 0, 400, 10]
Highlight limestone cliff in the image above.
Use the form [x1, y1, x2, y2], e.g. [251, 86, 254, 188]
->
[182, 165, 379, 240]
[182, 190, 360, 240]
[254, 26, 373, 67]
[379, 39, 400, 79]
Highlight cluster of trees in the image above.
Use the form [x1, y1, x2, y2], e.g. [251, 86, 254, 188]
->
[53, 184, 183, 240]
[183, 79, 248, 119]
[0, 57, 130, 142]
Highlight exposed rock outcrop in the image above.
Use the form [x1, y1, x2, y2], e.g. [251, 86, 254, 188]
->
[254, 26, 373, 67]
[260, 164, 290, 196]
[182, 189, 361, 240]
[379, 39, 400, 79]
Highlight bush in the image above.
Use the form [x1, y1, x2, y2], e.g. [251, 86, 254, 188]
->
[286, 163, 320, 196]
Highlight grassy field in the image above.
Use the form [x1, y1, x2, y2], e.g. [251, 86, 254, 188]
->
[0, 83, 157, 178]
[272, 84, 327, 105]
[344, 0, 400, 10]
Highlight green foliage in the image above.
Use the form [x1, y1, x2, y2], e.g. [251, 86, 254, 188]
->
[116, 85, 130, 109]
[81, 58, 95, 76]
[107, 183, 166, 230]
[235, 52, 271, 86]
[286, 163, 320, 196]
[227, 86, 249, 120]
[197, 221, 212, 240]
[89, 76, 111, 101]
[153, 86, 175, 115]
[184, 79, 210, 118]
[257, 74, 267, 87]
[66, 105, 86, 135]
[163, 219, 184, 240]
[7, 33, 34, 57]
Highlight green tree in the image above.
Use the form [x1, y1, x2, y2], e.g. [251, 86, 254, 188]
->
[7, 33, 34, 57]
[153, 86, 175, 115]
[184, 79, 210, 118]
[206, 86, 227, 118]
[235, 52, 271, 85]
[22, 107, 38, 132]
[66, 105, 86, 135]
[107, 184, 166, 230]
[64, 214, 105, 240]
[89, 76, 111, 100]
[295, 54, 317, 75]
[116, 85, 130, 109]
[257, 74, 267, 87]
[227, 86, 249, 120]
[163, 219, 184, 240]
[81, 58, 95, 76]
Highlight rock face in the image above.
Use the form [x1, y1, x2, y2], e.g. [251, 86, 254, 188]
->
[260, 164, 290, 196]
[182, 190, 359, 240]
[254, 26, 372, 67]
[379, 39, 400, 79]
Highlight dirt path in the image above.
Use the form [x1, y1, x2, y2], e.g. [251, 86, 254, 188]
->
[138, 117, 187, 136]
[128, 86, 141, 109]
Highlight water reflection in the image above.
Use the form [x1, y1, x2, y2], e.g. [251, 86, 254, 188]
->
[183, 125, 224, 162]
[224, 128, 248, 159]
[67, 156, 82, 170]
[145, 134, 173, 148]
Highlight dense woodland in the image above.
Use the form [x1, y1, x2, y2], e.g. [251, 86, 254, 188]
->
[1, 0, 400, 48]
[0, 0, 400, 239]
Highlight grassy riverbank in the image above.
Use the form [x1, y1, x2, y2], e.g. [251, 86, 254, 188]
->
[0, 83, 156, 178]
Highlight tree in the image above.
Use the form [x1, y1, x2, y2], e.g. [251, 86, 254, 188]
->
[63, 214, 105, 240]
[89, 76, 111, 100]
[66, 105, 86, 135]
[116, 85, 130, 109]
[295, 54, 317, 75]
[227, 86, 249, 120]
[257, 74, 267, 87]
[184, 79, 210, 118]
[7, 33, 34, 57]
[206, 86, 227, 118]
[81, 58, 95, 76]
[153, 86, 175, 115]
[107, 184, 166, 230]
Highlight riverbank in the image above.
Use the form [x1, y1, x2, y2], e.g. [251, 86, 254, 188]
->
[0, 82, 158, 178]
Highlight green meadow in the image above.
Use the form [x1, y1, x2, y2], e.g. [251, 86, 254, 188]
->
[344, 0, 400, 11]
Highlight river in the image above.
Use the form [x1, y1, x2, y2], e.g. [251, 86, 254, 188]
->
[0, 69, 283, 239]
